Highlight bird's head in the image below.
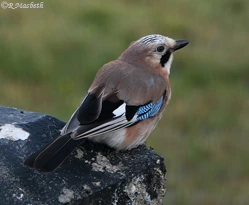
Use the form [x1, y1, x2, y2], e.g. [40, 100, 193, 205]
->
[119, 34, 189, 74]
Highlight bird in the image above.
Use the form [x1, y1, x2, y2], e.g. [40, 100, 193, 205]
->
[24, 34, 189, 172]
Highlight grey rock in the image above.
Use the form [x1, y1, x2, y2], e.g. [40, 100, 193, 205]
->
[0, 106, 166, 205]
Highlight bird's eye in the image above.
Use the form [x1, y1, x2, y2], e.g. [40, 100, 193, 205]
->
[156, 46, 165, 53]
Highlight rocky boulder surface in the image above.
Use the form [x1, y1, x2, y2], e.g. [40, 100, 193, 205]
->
[0, 106, 166, 205]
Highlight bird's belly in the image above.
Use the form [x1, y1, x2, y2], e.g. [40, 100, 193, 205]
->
[122, 117, 159, 150]
[89, 117, 161, 150]
[89, 129, 126, 150]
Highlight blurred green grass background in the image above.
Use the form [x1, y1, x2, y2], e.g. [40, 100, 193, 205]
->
[1, 0, 249, 204]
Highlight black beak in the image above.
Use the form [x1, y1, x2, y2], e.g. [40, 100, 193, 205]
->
[172, 40, 189, 52]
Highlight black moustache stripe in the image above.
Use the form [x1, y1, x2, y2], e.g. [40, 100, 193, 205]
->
[160, 50, 171, 67]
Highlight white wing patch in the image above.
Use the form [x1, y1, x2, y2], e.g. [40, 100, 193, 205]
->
[113, 103, 126, 116]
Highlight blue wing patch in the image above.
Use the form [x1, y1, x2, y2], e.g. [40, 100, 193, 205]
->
[137, 97, 163, 121]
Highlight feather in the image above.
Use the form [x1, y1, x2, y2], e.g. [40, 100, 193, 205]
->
[73, 115, 136, 139]
[88, 60, 167, 105]
[32, 133, 85, 172]
[125, 105, 139, 121]
[77, 93, 103, 124]
[72, 97, 164, 139]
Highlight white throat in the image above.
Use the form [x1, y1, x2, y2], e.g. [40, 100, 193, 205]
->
[164, 54, 173, 74]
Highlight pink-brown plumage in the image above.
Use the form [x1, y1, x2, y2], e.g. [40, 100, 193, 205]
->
[24, 34, 188, 172]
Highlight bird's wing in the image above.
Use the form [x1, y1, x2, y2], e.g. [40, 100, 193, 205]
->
[62, 60, 167, 139]
[60, 93, 103, 135]
[72, 95, 165, 140]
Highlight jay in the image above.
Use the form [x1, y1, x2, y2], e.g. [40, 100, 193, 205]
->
[24, 34, 189, 172]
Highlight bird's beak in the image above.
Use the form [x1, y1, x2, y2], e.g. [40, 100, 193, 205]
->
[172, 40, 189, 52]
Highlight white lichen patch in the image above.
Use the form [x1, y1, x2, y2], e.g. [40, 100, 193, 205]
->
[125, 169, 166, 205]
[111, 189, 119, 205]
[12, 193, 24, 201]
[75, 148, 84, 159]
[92, 181, 101, 187]
[153, 167, 167, 201]
[125, 176, 154, 205]
[91, 153, 124, 175]
[83, 184, 92, 191]
[58, 188, 74, 204]
[0, 124, 29, 141]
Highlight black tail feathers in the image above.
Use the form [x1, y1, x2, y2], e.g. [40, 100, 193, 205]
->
[24, 133, 84, 172]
